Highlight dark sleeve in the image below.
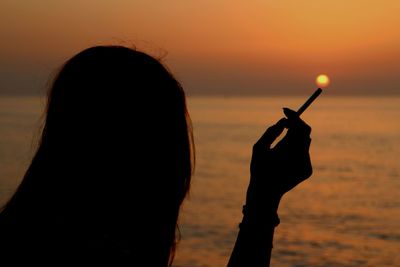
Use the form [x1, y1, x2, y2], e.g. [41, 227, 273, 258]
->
[227, 205, 280, 267]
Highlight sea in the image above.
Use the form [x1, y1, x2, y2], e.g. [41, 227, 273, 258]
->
[0, 96, 399, 266]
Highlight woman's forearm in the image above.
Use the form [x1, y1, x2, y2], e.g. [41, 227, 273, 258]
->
[227, 223, 275, 267]
[227, 202, 280, 267]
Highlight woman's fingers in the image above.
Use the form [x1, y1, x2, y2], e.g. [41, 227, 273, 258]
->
[282, 107, 297, 118]
[254, 118, 287, 150]
[283, 107, 311, 136]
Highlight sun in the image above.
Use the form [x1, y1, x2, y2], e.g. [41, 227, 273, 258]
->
[316, 74, 330, 88]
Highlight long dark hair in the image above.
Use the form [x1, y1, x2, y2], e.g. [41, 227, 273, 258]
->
[0, 46, 194, 266]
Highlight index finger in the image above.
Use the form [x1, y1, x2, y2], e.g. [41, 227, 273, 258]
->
[254, 118, 287, 149]
[283, 108, 311, 136]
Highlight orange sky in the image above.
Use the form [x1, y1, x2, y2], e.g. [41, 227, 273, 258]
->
[1, 0, 399, 95]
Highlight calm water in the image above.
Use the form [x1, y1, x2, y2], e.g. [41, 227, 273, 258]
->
[1, 96, 399, 266]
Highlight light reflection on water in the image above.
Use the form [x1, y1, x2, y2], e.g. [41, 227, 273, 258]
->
[0, 96, 399, 266]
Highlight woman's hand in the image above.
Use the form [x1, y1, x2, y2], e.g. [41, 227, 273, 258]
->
[227, 109, 313, 267]
[245, 108, 313, 216]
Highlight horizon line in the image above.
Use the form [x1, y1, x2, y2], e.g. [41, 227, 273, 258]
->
[1, 92, 399, 98]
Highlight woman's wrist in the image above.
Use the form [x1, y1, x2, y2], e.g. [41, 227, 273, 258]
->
[241, 198, 281, 230]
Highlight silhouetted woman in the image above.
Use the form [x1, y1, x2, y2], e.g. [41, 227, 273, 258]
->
[0, 46, 312, 266]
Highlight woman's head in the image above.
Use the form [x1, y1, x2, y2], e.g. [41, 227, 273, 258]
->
[0, 46, 194, 265]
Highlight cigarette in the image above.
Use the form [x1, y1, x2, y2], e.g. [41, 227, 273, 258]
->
[297, 88, 323, 115]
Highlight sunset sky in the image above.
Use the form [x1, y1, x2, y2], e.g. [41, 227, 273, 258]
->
[1, 0, 399, 95]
